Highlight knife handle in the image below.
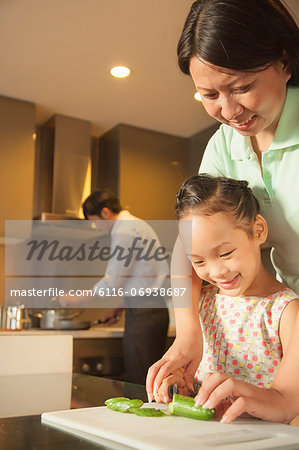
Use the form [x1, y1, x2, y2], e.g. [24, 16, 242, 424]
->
[168, 384, 178, 399]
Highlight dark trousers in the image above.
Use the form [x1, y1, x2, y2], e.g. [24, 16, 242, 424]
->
[123, 296, 169, 385]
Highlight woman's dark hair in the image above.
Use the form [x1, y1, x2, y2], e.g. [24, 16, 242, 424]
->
[177, 0, 299, 85]
[176, 174, 260, 234]
[82, 189, 122, 219]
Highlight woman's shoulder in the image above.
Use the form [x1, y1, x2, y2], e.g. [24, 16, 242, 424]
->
[286, 85, 299, 102]
[205, 123, 247, 156]
[207, 123, 233, 145]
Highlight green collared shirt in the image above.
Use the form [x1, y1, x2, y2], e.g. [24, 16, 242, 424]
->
[199, 87, 299, 294]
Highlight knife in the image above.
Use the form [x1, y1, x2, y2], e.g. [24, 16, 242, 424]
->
[168, 381, 202, 399]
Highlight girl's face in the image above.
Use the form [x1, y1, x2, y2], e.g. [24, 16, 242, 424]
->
[179, 211, 265, 297]
[189, 57, 291, 140]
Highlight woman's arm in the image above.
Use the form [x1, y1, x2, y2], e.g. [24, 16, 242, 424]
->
[271, 299, 299, 419]
[146, 236, 203, 400]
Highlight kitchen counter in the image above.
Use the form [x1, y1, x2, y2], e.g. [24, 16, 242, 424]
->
[0, 327, 176, 378]
[0, 373, 148, 450]
[0, 326, 176, 339]
[1, 373, 299, 450]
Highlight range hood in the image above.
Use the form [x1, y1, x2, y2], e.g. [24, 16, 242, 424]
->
[34, 114, 92, 219]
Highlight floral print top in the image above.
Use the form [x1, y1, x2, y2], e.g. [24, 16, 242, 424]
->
[195, 285, 298, 388]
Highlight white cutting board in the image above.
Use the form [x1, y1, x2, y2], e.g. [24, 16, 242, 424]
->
[42, 403, 299, 450]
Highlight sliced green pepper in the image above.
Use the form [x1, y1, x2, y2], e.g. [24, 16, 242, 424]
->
[168, 394, 216, 421]
[129, 407, 165, 417]
[105, 397, 129, 407]
[105, 397, 143, 413]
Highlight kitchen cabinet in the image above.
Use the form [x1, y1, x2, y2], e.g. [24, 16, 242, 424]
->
[0, 95, 35, 306]
[0, 328, 175, 379]
[0, 95, 35, 235]
[95, 124, 190, 219]
[73, 334, 175, 378]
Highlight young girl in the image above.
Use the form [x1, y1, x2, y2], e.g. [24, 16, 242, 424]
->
[154, 174, 299, 423]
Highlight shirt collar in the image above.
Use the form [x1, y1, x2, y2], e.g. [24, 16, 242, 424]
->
[230, 86, 299, 160]
[231, 132, 253, 161]
[111, 210, 132, 233]
[269, 86, 299, 150]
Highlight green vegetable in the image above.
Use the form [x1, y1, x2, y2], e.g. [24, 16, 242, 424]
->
[129, 407, 165, 417]
[105, 395, 215, 421]
[105, 397, 129, 406]
[168, 394, 216, 421]
[105, 397, 143, 413]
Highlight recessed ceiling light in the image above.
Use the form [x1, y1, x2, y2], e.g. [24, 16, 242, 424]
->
[110, 66, 131, 78]
[194, 92, 202, 102]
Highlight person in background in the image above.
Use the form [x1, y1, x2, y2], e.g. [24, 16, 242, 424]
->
[154, 174, 299, 424]
[61, 189, 169, 384]
[147, 0, 299, 414]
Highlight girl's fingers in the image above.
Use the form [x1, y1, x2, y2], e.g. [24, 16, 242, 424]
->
[152, 361, 180, 398]
[146, 358, 171, 400]
[153, 391, 163, 403]
[146, 359, 163, 401]
[213, 399, 232, 419]
[194, 372, 291, 424]
[195, 372, 227, 406]
[220, 396, 248, 423]
[146, 357, 186, 400]
[220, 395, 269, 423]
[157, 377, 179, 404]
[183, 359, 200, 392]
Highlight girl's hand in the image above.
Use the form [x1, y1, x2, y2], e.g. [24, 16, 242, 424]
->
[146, 333, 202, 402]
[195, 372, 291, 424]
[155, 371, 190, 404]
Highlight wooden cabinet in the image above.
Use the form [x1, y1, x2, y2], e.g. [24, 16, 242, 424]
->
[0, 95, 35, 305]
[0, 95, 35, 235]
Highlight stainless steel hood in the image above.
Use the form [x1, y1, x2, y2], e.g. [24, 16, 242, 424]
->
[34, 114, 91, 219]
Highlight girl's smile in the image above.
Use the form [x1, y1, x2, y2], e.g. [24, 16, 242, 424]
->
[217, 274, 240, 290]
[179, 211, 268, 297]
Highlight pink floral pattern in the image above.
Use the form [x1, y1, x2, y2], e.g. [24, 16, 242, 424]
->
[195, 285, 298, 388]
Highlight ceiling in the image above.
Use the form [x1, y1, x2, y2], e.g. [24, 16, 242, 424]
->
[1, 0, 298, 138]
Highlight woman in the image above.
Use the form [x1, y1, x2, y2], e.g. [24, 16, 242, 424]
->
[147, 0, 299, 422]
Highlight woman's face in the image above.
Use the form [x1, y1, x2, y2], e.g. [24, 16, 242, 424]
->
[179, 212, 265, 297]
[189, 57, 291, 139]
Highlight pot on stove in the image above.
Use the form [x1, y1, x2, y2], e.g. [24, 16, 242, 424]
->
[30, 308, 110, 330]
[36, 309, 82, 330]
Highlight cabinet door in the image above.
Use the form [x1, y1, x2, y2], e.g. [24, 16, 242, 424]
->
[0, 96, 35, 306]
[0, 96, 35, 235]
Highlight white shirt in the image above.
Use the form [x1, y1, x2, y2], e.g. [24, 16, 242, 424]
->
[93, 210, 169, 297]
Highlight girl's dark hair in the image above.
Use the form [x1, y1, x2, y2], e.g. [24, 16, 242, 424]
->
[82, 189, 122, 219]
[177, 0, 299, 86]
[176, 174, 260, 234]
